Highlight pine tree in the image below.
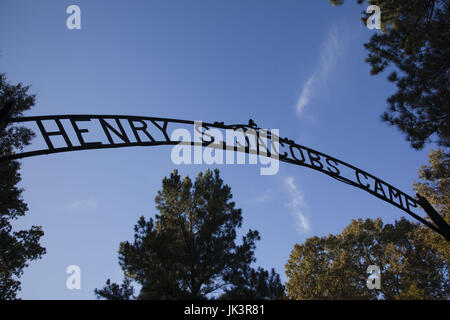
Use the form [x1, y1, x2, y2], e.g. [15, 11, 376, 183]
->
[330, 0, 450, 149]
[95, 169, 284, 300]
[0, 74, 46, 299]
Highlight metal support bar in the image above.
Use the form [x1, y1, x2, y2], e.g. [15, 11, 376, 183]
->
[416, 193, 450, 242]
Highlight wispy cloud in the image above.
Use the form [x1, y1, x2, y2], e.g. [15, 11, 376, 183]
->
[253, 188, 274, 203]
[296, 26, 343, 116]
[245, 188, 274, 206]
[296, 75, 316, 116]
[284, 176, 310, 234]
[65, 198, 98, 211]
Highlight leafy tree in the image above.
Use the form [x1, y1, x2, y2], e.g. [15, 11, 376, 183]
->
[285, 217, 449, 299]
[0, 73, 46, 300]
[94, 278, 135, 300]
[330, 0, 450, 149]
[220, 267, 285, 300]
[95, 169, 284, 300]
[413, 148, 449, 263]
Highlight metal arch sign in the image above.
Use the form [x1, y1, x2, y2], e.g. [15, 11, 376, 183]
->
[1, 114, 449, 241]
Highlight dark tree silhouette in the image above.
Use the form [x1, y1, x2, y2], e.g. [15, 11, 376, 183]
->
[95, 169, 284, 300]
[330, 0, 450, 149]
[0, 74, 46, 299]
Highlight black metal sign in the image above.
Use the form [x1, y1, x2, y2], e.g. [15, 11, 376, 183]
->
[1, 114, 449, 241]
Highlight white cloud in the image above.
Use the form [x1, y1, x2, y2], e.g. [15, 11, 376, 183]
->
[245, 188, 274, 206]
[296, 26, 343, 116]
[253, 188, 273, 203]
[284, 176, 310, 234]
[65, 197, 98, 211]
[296, 74, 317, 116]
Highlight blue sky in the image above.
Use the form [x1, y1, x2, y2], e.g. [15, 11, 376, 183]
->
[0, 0, 433, 299]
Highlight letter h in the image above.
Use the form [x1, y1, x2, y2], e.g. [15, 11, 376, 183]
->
[36, 119, 73, 150]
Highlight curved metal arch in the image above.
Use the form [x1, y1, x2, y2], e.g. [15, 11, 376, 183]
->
[1, 114, 449, 241]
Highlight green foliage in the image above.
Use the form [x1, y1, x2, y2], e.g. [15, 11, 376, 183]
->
[0, 74, 45, 300]
[329, 0, 450, 149]
[285, 217, 449, 299]
[94, 278, 135, 300]
[285, 148, 450, 300]
[413, 148, 450, 263]
[96, 169, 284, 300]
[220, 267, 285, 300]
